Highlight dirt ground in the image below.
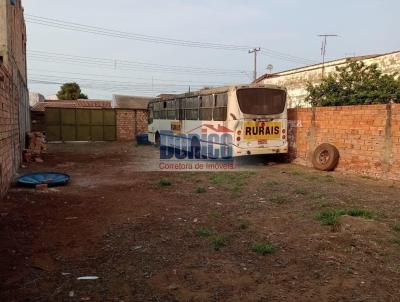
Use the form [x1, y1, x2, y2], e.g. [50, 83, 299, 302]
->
[1, 142, 400, 302]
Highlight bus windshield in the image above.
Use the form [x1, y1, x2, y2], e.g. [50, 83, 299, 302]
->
[236, 88, 286, 115]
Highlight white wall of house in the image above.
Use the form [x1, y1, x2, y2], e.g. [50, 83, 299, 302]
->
[257, 51, 400, 108]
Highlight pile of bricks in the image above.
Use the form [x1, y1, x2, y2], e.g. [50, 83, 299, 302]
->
[23, 132, 47, 163]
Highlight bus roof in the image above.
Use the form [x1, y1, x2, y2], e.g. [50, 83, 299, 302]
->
[152, 84, 286, 102]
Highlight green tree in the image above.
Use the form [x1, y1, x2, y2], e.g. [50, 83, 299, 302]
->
[57, 82, 88, 100]
[306, 62, 400, 107]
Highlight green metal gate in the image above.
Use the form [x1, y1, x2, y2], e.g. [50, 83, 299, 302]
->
[45, 108, 116, 141]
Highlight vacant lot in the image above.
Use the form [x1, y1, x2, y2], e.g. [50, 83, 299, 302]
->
[1, 142, 400, 301]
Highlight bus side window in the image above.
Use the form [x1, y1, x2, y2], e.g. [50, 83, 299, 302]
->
[166, 100, 176, 120]
[185, 97, 199, 120]
[148, 104, 154, 124]
[174, 99, 180, 120]
[160, 101, 167, 119]
[199, 95, 213, 121]
[178, 99, 184, 120]
[213, 94, 228, 121]
[153, 102, 160, 119]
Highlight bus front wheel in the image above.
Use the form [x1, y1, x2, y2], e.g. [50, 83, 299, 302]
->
[155, 132, 160, 147]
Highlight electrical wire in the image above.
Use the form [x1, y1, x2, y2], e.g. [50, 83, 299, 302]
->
[26, 14, 317, 64]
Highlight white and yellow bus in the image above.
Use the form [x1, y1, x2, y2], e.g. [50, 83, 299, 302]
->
[148, 84, 288, 158]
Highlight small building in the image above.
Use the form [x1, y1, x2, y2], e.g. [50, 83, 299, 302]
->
[112, 94, 153, 139]
[255, 51, 400, 108]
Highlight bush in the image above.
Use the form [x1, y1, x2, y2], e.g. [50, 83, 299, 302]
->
[306, 62, 400, 106]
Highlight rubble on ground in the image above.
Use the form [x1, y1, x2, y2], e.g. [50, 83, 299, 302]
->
[23, 132, 46, 163]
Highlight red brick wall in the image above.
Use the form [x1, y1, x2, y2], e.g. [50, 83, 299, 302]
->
[0, 66, 21, 198]
[288, 104, 400, 180]
[116, 109, 148, 141]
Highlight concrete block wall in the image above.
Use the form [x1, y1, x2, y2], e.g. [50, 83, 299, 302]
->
[288, 104, 400, 180]
[116, 109, 148, 141]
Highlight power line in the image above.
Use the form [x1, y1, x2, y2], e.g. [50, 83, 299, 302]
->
[29, 80, 180, 96]
[26, 14, 317, 64]
[28, 73, 221, 96]
[28, 68, 230, 86]
[29, 73, 216, 88]
[318, 34, 339, 77]
[29, 78, 187, 95]
[28, 50, 251, 78]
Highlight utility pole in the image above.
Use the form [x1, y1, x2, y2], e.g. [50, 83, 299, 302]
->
[318, 34, 338, 77]
[249, 47, 261, 82]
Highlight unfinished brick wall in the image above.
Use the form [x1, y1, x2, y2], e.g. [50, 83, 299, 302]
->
[288, 104, 400, 180]
[0, 66, 21, 197]
[116, 109, 148, 141]
[0, 0, 29, 198]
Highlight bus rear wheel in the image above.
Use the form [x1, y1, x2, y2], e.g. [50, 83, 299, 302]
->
[190, 137, 201, 159]
[155, 132, 160, 147]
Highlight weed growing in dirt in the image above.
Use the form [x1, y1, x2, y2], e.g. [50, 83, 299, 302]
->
[210, 172, 256, 185]
[196, 186, 207, 194]
[316, 209, 341, 226]
[305, 174, 320, 181]
[158, 178, 172, 186]
[232, 184, 243, 195]
[209, 210, 222, 219]
[294, 188, 308, 195]
[345, 208, 375, 219]
[316, 208, 376, 226]
[211, 235, 228, 251]
[251, 243, 277, 255]
[392, 223, 400, 233]
[324, 174, 335, 182]
[265, 180, 279, 186]
[210, 172, 255, 198]
[289, 171, 303, 176]
[238, 219, 250, 230]
[269, 194, 288, 204]
[197, 227, 212, 237]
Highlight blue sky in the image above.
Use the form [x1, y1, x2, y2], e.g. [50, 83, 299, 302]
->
[24, 0, 399, 99]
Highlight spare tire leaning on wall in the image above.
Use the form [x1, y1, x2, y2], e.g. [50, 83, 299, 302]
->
[312, 143, 340, 171]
